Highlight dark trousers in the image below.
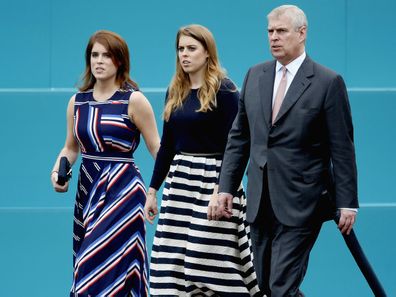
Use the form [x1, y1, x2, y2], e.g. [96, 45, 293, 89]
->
[250, 170, 322, 297]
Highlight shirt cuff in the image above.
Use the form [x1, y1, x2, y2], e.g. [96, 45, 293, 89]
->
[338, 208, 358, 213]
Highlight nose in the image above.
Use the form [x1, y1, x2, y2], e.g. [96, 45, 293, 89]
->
[269, 31, 278, 41]
[97, 54, 104, 63]
[180, 49, 188, 56]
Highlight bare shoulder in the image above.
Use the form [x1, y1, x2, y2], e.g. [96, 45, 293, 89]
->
[128, 91, 152, 118]
[129, 91, 151, 108]
[130, 90, 147, 102]
[67, 94, 77, 109]
[70, 93, 76, 102]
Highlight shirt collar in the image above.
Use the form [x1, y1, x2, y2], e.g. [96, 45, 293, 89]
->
[276, 52, 306, 76]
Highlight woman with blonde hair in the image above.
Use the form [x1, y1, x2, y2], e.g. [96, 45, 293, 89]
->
[144, 24, 262, 296]
[51, 30, 160, 296]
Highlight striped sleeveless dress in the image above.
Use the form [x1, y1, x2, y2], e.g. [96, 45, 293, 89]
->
[70, 89, 149, 297]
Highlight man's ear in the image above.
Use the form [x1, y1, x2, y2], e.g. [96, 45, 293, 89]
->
[299, 25, 307, 42]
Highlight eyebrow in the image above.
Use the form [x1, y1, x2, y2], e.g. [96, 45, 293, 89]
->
[267, 26, 289, 31]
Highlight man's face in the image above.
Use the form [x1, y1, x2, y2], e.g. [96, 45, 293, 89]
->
[267, 14, 306, 65]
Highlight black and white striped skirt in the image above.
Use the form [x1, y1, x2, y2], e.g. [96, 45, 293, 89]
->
[150, 153, 262, 296]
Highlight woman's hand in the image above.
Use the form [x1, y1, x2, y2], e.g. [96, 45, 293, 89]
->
[207, 192, 220, 221]
[51, 95, 79, 194]
[50, 171, 69, 192]
[144, 188, 159, 224]
[207, 184, 220, 221]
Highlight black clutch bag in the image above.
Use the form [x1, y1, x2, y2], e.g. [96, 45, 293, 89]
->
[57, 156, 72, 186]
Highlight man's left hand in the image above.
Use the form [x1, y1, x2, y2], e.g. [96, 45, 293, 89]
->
[338, 209, 357, 235]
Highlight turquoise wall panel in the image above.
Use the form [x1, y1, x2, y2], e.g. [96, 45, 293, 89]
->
[347, 0, 396, 87]
[0, 0, 52, 87]
[351, 91, 396, 203]
[1, 0, 395, 296]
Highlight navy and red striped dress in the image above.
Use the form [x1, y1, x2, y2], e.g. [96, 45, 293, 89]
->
[70, 89, 148, 297]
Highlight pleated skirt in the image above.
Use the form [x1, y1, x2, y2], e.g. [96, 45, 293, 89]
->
[71, 157, 149, 297]
[150, 154, 262, 296]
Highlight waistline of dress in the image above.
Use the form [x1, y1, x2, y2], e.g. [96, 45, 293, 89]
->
[179, 151, 223, 158]
[81, 152, 134, 163]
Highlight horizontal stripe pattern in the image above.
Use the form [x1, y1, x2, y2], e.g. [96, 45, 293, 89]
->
[150, 154, 262, 296]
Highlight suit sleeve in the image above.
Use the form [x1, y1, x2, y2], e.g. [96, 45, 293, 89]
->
[215, 85, 239, 185]
[324, 75, 358, 208]
[218, 69, 252, 195]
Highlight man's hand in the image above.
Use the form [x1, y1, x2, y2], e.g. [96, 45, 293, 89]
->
[216, 192, 234, 219]
[338, 209, 357, 235]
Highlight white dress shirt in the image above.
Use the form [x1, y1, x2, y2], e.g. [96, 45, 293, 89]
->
[272, 52, 306, 106]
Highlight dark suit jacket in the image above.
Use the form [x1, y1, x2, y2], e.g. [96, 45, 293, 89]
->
[219, 56, 359, 227]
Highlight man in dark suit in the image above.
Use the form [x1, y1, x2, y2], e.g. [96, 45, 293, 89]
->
[216, 5, 359, 297]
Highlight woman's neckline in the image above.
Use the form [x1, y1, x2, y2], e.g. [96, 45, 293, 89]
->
[92, 89, 120, 102]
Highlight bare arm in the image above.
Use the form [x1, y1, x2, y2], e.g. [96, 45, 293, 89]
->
[128, 91, 160, 159]
[129, 91, 160, 223]
[50, 95, 80, 192]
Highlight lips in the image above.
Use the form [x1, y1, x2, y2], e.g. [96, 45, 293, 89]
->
[95, 67, 105, 72]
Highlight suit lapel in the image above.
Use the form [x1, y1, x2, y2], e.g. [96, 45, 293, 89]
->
[274, 57, 314, 124]
[259, 61, 276, 128]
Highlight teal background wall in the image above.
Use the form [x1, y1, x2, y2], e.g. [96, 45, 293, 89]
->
[0, 0, 395, 296]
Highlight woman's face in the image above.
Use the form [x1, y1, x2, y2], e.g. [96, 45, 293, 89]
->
[177, 35, 208, 76]
[90, 42, 118, 82]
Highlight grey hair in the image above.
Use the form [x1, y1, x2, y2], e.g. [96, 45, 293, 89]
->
[267, 5, 308, 30]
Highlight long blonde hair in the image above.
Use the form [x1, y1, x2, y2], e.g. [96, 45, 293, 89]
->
[163, 24, 225, 121]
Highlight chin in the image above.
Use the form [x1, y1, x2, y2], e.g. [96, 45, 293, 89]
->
[272, 53, 284, 60]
